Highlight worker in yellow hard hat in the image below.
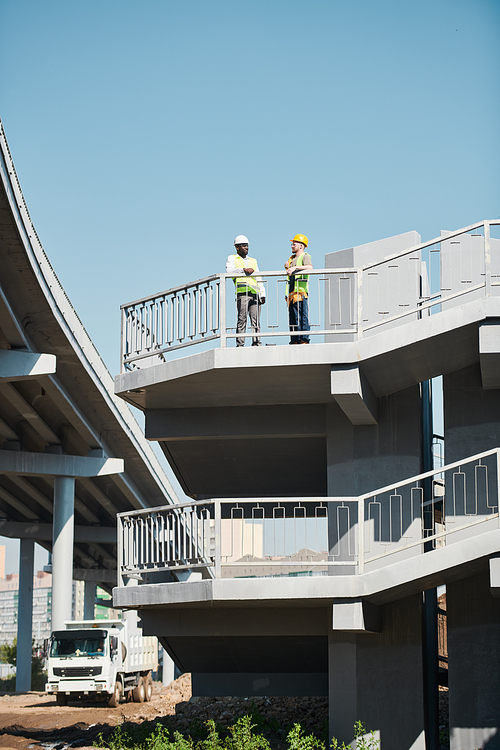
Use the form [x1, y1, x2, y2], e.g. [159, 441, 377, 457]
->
[285, 234, 313, 344]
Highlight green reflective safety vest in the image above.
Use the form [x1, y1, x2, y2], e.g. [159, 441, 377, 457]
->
[231, 254, 261, 295]
[289, 252, 310, 296]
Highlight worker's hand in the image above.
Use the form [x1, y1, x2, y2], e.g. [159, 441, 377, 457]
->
[284, 260, 290, 270]
[244, 267, 255, 275]
[259, 297, 266, 305]
[286, 267, 295, 276]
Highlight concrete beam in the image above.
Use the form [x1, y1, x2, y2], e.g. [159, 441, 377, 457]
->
[146, 404, 326, 441]
[44, 566, 117, 583]
[0, 450, 124, 477]
[0, 521, 116, 543]
[0, 350, 56, 382]
[332, 599, 381, 633]
[73, 568, 117, 583]
[331, 365, 378, 425]
[479, 321, 500, 389]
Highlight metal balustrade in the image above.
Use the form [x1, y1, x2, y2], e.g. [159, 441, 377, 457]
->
[117, 448, 500, 582]
[120, 220, 500, 371]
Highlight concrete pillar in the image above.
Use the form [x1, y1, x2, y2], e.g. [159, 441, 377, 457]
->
[16, 538, 34, 692]
[328, 634, 357, 743]
[51, 476, 75, 630]
[83, 581, 96, 620]
[162, 647, 175, 686]
[326, 386, 422, 568]
[328, 595, 425, 749]
[447, 572, 500, 750]
[326, 385, 422, 497]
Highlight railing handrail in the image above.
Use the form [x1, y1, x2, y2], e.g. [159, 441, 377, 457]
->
[362, 219, 498, 273]
[120, 267, 359, 312]
[357, 446, 499, 501]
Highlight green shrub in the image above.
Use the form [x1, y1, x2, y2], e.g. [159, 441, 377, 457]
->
[330, 721, 380, 750]
[92, 715, 379, 750]
[286, 723, 325, 750]
[0, 638, 47, 692]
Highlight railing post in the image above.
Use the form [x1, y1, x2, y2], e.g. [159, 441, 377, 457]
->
[219, 275, 227, 348]
[358, 497, 365, 573]
[214, 499, 222, 578]
[484, 221, 491, 297]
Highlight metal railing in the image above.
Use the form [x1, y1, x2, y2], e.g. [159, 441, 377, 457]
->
[117, 448, 500, 582]
[120, 268, 358, 369]
[120, 220, 500, 371]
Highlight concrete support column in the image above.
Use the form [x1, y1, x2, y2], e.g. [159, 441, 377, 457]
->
[447, 572, 500, 750]
[162, 647, 175, 686]
[83, 581, 96, 620]
[328, 634, 357, 744]
[16, 538, 34, 692]
[326, 385, 421, 498]
[51, 476, 75, 630]
[328, 596, 426, 749]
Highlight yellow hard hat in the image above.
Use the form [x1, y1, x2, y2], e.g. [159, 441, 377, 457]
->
[290, 234, 308, 247]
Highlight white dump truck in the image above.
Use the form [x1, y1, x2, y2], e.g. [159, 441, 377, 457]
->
[45, 619, 158, 706]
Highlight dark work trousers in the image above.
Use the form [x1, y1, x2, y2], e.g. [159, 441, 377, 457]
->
[236, 293, 261, 346]
[288, 297, 310, 343]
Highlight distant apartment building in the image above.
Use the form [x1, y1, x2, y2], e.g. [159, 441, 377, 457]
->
[0, 546, 120, 645]
[0, 570, 52, 645]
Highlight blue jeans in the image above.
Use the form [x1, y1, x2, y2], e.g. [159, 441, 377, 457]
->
[288, 297, 310, 343]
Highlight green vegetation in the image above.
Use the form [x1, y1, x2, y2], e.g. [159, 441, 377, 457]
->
[0, 638, 47, 692]
[93, 716, 379, 750]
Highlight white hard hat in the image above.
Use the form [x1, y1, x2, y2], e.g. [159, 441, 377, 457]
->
[234, 235, 249, 246]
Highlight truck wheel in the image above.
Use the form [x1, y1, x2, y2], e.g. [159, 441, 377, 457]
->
[108, 681, 122, 708]
[144, 672, 153, 702]
[132, 676, 145, 703]
[56, 693, 67, 706]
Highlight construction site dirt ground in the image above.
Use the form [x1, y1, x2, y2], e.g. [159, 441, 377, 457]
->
[0, 674, 448, 750]
[0, 674, 328, 750]
[0, 675, 191, 750]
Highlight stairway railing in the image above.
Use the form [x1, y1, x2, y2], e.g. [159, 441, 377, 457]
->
[117, 447, 500, 583]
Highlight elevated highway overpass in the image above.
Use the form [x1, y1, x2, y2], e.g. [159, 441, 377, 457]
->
[0, 119, 182, 690]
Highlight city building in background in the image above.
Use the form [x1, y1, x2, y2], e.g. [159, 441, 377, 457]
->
[0, 546, 121, 646]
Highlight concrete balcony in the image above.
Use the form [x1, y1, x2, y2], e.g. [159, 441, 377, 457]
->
[115, 221, 500, 499]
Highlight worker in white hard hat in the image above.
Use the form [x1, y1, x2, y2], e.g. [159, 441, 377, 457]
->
[226, 235, 266, 346]
[285, 234, 313, 343]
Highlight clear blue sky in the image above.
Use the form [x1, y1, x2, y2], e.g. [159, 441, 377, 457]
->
[1, 0, 499, 573]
